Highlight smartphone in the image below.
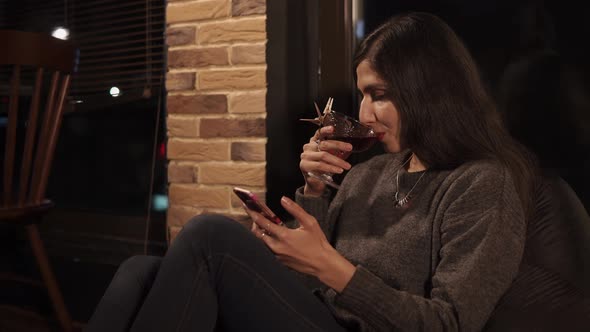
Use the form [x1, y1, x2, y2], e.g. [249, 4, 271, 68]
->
[233, 187, 284, 226]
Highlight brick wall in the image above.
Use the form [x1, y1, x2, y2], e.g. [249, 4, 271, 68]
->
[165, 0, 267, 242]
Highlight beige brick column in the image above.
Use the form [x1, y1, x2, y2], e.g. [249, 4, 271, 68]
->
[165, 0, 267, 242]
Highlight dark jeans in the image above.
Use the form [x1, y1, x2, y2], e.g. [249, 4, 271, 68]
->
[86, 214, 347, 332]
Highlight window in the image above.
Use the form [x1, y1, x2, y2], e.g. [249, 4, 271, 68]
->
[0, 0, 168, 258]
[0, 0, 165, 107]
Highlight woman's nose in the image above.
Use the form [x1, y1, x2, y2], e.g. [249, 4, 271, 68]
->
[358, 99, 372, 123]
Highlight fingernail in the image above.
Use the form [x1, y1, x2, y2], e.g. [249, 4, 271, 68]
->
[345, 144, 353, 151]
[281, 196, 292, 205]
[336, 168, 344, 174]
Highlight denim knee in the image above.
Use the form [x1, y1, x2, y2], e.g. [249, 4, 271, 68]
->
[174, 214, 250, 252]
[115, 255, 162, 289]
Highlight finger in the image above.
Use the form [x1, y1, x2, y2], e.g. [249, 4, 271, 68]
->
[301, 150, 352, 170]
[303, 127, 335, 154]
[246, 208, 280, 244]
[307, 126, 335, 144]
[318, 126, 334, 137]
[300, 154, 350, 174]
[316, 149, 352, 169]
[300, 159, 346, 176]
[242, 203, 264, 232]
[251, 210, 284, 238]
[309, 129, 321, 142]
[303, 131, 323, 153]
[280, 196, 317, 229]
[254, 225, 280, 248]
[317, 139, 353, 155]
[301, 148, 351, 167]
[251, 219, 260, 232]
[299, 153, 345, 174]
[302, 141, 320, 152]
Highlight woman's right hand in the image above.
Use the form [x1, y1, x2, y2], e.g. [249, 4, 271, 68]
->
[299, 126, 353, 196]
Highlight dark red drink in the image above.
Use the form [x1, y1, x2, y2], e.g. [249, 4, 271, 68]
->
[301, 101, 381, 189]
[329, 133, 384, 152]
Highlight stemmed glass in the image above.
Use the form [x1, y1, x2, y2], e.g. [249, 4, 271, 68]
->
[300, 97, 381, 189]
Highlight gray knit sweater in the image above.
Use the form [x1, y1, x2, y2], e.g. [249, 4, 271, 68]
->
[295, 150, 526, 332]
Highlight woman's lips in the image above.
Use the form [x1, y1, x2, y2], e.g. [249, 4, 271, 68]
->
[375, 132, 386, 141]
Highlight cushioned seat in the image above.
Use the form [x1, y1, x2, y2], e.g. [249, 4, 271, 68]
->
[484, 173, 590, 331]
[88, 174, 590, 330]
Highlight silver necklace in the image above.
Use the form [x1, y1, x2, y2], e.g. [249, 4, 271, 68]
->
[395, 157, 427, 207]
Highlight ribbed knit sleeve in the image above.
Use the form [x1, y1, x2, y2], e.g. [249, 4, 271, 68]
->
[325, 163, 527, 331]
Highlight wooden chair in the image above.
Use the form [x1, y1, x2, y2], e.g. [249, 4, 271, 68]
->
[0, 30, 77, 332]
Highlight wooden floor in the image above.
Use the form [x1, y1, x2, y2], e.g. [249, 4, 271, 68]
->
[0, 305, 85, 332]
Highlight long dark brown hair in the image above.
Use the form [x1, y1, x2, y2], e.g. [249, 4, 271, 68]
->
[354, 12, 538, 216]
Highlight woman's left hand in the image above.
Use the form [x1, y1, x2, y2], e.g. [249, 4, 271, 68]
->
[244, 196, 356, 292]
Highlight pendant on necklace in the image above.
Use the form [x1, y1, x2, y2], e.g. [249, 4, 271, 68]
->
[395, 194, 412, 207]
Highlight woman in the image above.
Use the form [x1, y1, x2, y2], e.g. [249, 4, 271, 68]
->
[87, 12, 536, 332]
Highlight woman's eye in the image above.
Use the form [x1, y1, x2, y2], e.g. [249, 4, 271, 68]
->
[371, 93, 385, 101]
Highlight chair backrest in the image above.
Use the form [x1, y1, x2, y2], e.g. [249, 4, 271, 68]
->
[0, 30, 77, 208]
[484, 174, 590, 330]
[524, 174, 590, 294]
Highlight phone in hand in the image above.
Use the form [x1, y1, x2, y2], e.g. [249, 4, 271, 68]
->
[233, 187, 284, 226]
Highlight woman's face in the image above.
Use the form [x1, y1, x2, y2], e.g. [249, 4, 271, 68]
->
[356, 60, 402, 153]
